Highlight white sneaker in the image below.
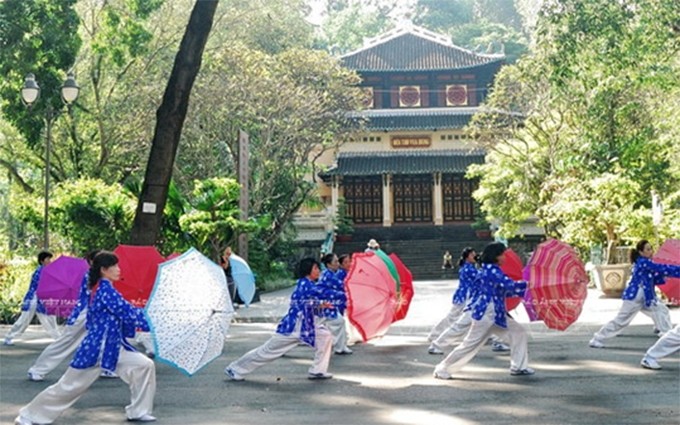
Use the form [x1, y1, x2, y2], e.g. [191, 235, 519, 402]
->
[4, 338, 14, 346]
[308, 372, 333, 380]
[14, 416, 33, 425]
[27, 371, 44, 382]
[100, 370, 118, 378]
[334, 347, 353, 355]
[224, 367, 245, 381]
[492, 342, 510, 352]
[510, 367, 535, 376]
[428, 345, 444, 355]
[588, 338, 604, 348]
[640, 356, 661, 370]
[127, 414, 157, 422]
[433, 369, 452, 380]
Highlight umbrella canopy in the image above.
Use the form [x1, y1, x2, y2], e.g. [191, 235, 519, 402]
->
[145, 248, 234, 376]
[374, 249, 401, 293]
[653, 239, 680, 305]
[500, 248, 523, 311]
[345, 252, 398, 341]
[524, 239, 588, 331]
[113, 245, 165, 307]
[36, 256, 89, 318]
[389, 253, 414, 322]
[228, 253, 256, 306]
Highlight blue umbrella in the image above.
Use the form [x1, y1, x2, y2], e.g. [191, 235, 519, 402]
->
[229, 254, 255, 306]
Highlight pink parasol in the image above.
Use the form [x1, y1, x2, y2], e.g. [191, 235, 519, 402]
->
[500, 248, 523, 311]
[524, 239, 588, 331]
[653, 239, 680, 305]
[388, 253, 414, 322]
[345, 252, 398, 341]
[36, 256, 89, 318]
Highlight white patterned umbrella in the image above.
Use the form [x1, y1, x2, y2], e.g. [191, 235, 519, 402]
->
[145, 248, 234, 376]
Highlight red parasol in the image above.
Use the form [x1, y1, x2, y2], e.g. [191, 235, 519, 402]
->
[500, 248, 523, 311]
[524, 239, 588, 330]
[345, 252, 398, 341]
[653, 239, 680, 305]
[388, 253, 414, 322]
[113, 245, 164, 307]
[36, 256, 89, 318]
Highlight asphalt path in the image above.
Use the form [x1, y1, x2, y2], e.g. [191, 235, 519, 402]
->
[1, 280, 679, 425]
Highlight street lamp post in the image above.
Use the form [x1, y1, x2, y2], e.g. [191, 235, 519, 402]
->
[21, 72, 80, 250]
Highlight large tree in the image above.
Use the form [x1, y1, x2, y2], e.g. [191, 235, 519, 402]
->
[128, 0, 218, 245]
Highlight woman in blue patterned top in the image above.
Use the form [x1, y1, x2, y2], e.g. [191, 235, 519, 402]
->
[14, 252, 157, 425]
[433, 242, 533, 379]
[225, 257, 346, 381]
[590, 240, 680, 349]
[317, 253, 353, 355]
[27, 250, 101, 382]
[4, 251, 61, 346]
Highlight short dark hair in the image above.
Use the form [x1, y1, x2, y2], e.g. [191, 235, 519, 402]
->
[480, 242, 506, 264]
[321, 253, 337, 266]
[297, 257, 320, 279]
[38, 251, 53, 265]
[338, 254, 350, 265]
[459, 247, 475, 267]
[88, 251, 119, 289]
[631, 239, 650, 263]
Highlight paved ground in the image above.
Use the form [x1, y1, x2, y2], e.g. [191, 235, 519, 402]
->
[1, 280, 679, 425]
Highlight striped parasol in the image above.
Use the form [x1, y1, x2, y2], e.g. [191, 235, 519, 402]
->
[523, 239, 588, 331]
[653, 239, 680, 305]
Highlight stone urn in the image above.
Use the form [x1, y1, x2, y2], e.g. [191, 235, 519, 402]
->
[593, 264, 631, 297]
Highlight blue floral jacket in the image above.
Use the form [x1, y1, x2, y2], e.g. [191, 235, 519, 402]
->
[66, 272, 90, 326]
[467, 263, 527, 328]
[316, 269, 348, 319]
[275, 276, 345, 346]
[21, 266, 47, 313]
[453, 262, 478, 305]
[70, 279, 149, 372]
[621, 257, 680, 307]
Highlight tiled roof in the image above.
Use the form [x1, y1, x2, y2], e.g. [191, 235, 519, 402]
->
[350, 107, 477, 131]
[342, 25, 503, 72]
[320, 149, 486, 179]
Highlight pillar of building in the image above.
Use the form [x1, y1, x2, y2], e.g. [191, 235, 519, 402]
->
[382, 174, 392, 227]
[433, 172, 443, 225]
[331, 176, 339, 215]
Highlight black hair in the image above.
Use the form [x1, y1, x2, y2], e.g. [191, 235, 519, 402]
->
[88, 251, 119, 289]
[321, 253, 337, 266]
[85, 249, 101, 265]
[37, 250, 53, 265]
[338, 254, 350, 265]
[297, 257, 320, 279]
[479, 242, 507, 264]
[630, 239, 650, 263]
[458, 247, 475, 267]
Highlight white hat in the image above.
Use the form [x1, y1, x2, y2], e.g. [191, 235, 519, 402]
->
[367, 239, 380, 249]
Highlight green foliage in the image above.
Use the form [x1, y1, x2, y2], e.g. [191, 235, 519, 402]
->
[0, 0, 81, 147]
[334, 198, 354, 235]
[0, 255, 34, 324]
[50, 178, 136, 253]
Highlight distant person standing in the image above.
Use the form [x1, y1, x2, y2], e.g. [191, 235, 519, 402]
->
[4, 251, 61, 345]
[590, 239, 680, 349]
[365, 239, 380, 253]
[441, 251, 453, 270]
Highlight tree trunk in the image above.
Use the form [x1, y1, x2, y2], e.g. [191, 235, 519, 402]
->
[128, 0, 218, 246]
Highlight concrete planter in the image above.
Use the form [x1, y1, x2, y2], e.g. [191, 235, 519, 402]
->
[593, 264, 631, 297]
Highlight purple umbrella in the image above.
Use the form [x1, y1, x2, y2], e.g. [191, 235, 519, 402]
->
[37, 256, 89, 318]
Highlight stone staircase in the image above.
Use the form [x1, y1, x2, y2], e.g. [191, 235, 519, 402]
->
[333, 225, 540, 280]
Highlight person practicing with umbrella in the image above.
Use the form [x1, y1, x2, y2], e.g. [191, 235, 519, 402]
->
[365, 239, 380, 252]
[427, 247, 510, 355]
[640, 323, 680, 370]
[317, 253, 353, 355]
[26, 250, 107, 381]
[4, 251, 61, 346]
[433, 242, 534, 379]
[14, 251, 157, 425]
[589, 239, 680, 349]
[225, 257, 346, 381]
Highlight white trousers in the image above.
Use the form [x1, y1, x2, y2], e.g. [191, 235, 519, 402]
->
[5, 298, 61, 340]
[134, 331, 155, 355]
[436, 307, 529, 374]
[593, 289, 672, 342]
[319, 315, 349, 352]
[28, 309, 87, 377]
[19, 349, 156, 424]
[427, 303, 465, 342]
[228, 323, 333, 376]
[646, 324, 680, 361]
